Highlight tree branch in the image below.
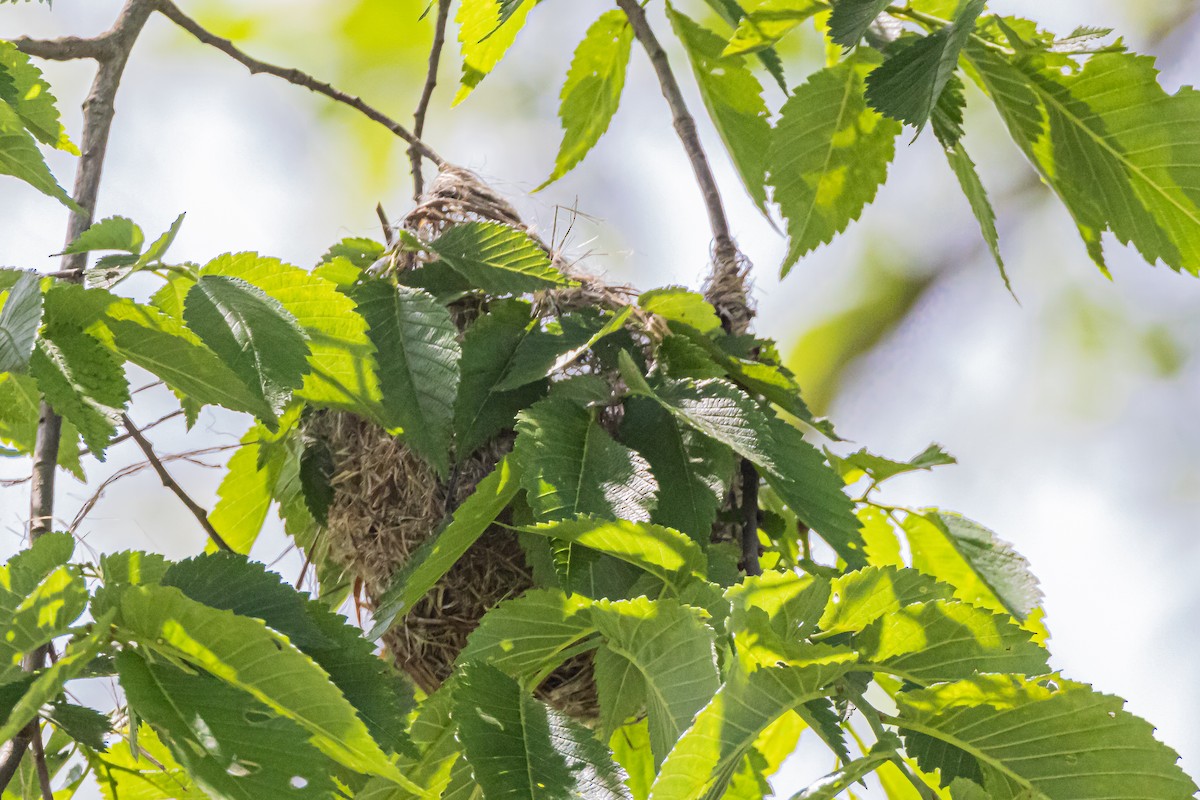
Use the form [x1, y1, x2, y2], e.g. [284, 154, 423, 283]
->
[30, 723, 53, 800]
[410, 0, 452, 200]
[121, 414, 233, 552]
[153, 0, 444, 167]
[739, 459, 762, 576]
[3, 3, 155, 791]
[10, 34, 114, 61]
[613, 0, 751, 334]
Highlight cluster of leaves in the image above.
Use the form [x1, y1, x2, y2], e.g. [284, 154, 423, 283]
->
[1, 201, 1197, 798]
[458, 0, 1200, 286]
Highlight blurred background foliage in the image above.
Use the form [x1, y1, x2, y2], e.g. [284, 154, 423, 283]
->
[1, 0, 1199, 793]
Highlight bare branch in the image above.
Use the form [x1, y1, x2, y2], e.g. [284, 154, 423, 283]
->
[11, 34, 113, 61]
[30, 723, 53, 800]
[153, 0, 444, 167]
[120, 414, 234, 552]
[739, 459, 762, 576]
[410, 0, 452, 200]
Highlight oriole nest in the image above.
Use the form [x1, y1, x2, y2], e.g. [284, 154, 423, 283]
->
[305, 165, 645, 721]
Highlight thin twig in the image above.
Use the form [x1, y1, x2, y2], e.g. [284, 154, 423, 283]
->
[739, 459, 762, 576]
[376, 203, 395, 246]
[120, 414, 233, 552]
[30, 724, 53, 800]
[93, 408, 184, 454]
[614, 0, 735, 261]
[410, 0, 452, 200]
[153, 0, 444, 167]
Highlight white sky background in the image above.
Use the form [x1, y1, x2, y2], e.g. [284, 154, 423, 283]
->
[1, 0, 1199, 795]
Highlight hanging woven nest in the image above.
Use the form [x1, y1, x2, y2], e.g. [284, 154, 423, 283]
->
[304, 165, 643, 721]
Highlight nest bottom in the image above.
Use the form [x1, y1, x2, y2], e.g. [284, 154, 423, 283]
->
[306, 411, 600, 720]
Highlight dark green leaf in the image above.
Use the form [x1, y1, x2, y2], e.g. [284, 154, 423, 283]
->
[0, 97, 74, 207]
[430, 221, 572, 294]
[494, 312, 607, 391]
[61, 216, 144, 255]
[319, 237, 385, 269]
[865, 0, 986, 129]
[184, 274, 312, 416]
[0, 42, 75, 151]
[351, 280, 460, 474]
[454, 662, 629, 800]
[370, 456, 521, 637]
[45, 701, 111, 751]
[829, 443, 956, 483]
[118, 651, 338, 800]
[454, 300, 546, 456]
[0, 270, 42, 373]
[30, 326, 129, 457]
[514, 396, 657, 522]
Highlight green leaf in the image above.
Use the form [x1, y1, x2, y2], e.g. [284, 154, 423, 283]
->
[723, 0, 825, 57]
[514, 396, 658, 522]
[45, 701, 111, 751]
[944, 141, 1009, 290]
[903, 511, 1042, 622]
[453, 662, 629, 800]
[298, 437, 334, 526]
[184, 274, 312, 416]
[0, 373, 83, 477]
[457, 588, 596, 680]
[620, 398, 733, 543]
[519, 516, 706, 591]
[865, 0, 986, 129]
[540, 10, 633, 188]
[0, 536, 87, 683]
[429, 222, 572, 294]
[726, 570, 831, 646]
[590, 597, 720, 770]
[0, 42, 73, 151]
[208, 423, 289, 554]
[319, 237, 385, 269]
[162, 553, 416, 756]
[666, 6, 772, 212]
[0, 98, 73, 206]
[638, 289, 722, 334]
[370, 456, 521, 637]
[817, 565, 954, 635]
[853, 600, 1048, 684]
[494, 312, 607, 392]
[0, 617, 112, 743]
[0, 270, 42, 373]
[118, 651, 338, 800]
[104, 299, 275, 418]
[619, 365, 860, 564]
[203, 252, 383, 417]
[967, 47, 1200, 275]
[136, 212, 186, 268]
[896, 675, 1198, 799]
[454, 0, 536, 104]
[61, 216, 144, 255]
[648, 655, 858, 800]
[454, 300, 546, 457]
[29, 326, 130, 457]
[829, 443, 956, 484]
[769, 57, 902, 273]
[351, 280, 460, 475]
[116, 585, 419, 791]
[827, 0, 891, 48]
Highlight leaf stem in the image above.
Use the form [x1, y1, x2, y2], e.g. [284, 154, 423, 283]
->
[411, 0, 452, 200]
[120, 413, 234, 552]
[152, 0, 444, 167]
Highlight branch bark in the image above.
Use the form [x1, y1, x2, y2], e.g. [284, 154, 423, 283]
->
[154, 0, 444, 167]
[739, 459, 762, 576]
[410, 0, 452, 200]
[613, 0, 752, 334]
